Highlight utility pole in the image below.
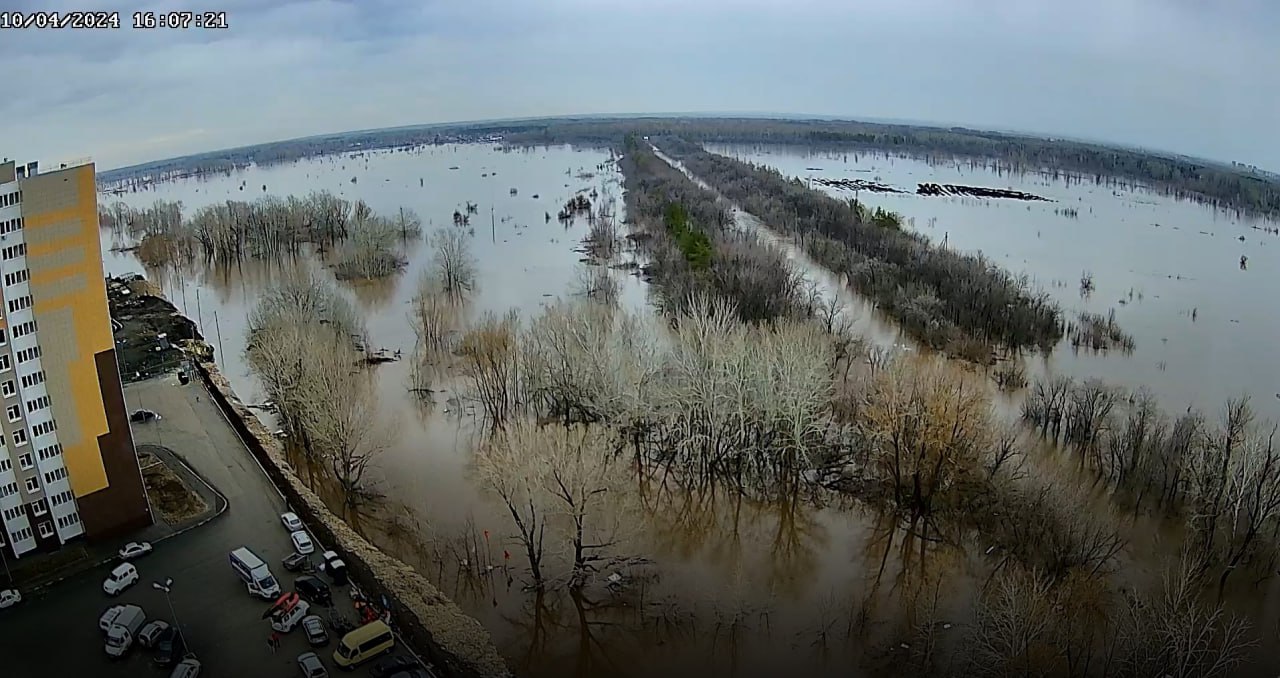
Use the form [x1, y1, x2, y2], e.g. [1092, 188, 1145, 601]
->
[0, 542, 11, 586]
[213, 311, 225, 365]
[153, 578, 189, 656]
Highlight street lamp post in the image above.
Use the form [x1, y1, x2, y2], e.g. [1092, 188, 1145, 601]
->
[152, 578, 189, 656]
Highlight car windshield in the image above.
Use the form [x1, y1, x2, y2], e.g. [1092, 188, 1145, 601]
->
[107, 632, 124, 647]
[337, 643, 355, 659]
[260, 575, 277, 589]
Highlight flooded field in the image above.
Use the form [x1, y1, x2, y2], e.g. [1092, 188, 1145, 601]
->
[709, 143, 1280, 424]
[98, 140, 1280, 677]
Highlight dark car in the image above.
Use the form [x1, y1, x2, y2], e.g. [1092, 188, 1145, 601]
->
[129, 409, 160, 423]
[301, 615, 329, 647]
[294, 576, 331, 606]
[153, 627, 187, 667]
[371, 655, 423, 678]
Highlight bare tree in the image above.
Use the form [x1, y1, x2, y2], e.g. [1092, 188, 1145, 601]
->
[430, 228, 478, 298]
[457, 311, 521, 425]
[474, 421, 549, 589]
[335, 215, 405, 280]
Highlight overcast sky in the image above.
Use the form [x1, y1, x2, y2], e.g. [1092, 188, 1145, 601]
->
[6, 0, 1279, 171]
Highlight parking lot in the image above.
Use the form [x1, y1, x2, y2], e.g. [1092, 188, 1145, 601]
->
[0, 374, 414, 676]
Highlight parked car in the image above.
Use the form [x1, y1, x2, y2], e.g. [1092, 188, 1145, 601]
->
[371, 655, 423, 678]
[0, 588, 21, 609]
[103, 563, 139, 596]
[99, 605, 125, 632]
[170, 657, 201, 678]
[118, 541, 153, 561]
[281, 512, 304, 531]
[319, 551, 348, 586]
[294, 576, 332, 606]
[297, 651, 329, 678]
[138, 619, 170, 648]
[302, 615, 329, 647]
[130, 409, 161, 423]
[291, 530, 315, 555]
[154, 627, 188, 667]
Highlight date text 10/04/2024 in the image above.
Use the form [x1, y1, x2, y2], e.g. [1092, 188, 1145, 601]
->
[0, 11, 228, 30]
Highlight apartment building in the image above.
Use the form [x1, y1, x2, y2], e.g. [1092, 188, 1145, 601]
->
[0, 158, 151, 560]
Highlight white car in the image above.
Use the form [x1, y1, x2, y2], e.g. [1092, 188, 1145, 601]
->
[170, 657, 201, 678]
[99, 604, 125, 631]
[281, 512, 303, 532]
[118, 541, 153, 560]
[0, 588, 20, 609]
[290, 530, 315, 556]
[138, 619, 170, 648]
[103, 562, 139, 596]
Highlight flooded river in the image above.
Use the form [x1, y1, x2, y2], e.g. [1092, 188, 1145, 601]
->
[99, 141, 1280, 677]
[707, 143, 1280, 425]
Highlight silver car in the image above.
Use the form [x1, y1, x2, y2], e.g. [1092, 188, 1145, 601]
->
[170, 657, 201, 678]
[297, 651, 328, 678]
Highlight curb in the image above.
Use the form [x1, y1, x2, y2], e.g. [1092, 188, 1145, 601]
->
[21, 444, 230, 598]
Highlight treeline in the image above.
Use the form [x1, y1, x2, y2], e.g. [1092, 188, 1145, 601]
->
[100, 193, 422, 279]
[506, 117, 1280, 218]
[619, 136, 810, 322]
[1023, 376, 1280, 593]
[653, 136, 1064, 357]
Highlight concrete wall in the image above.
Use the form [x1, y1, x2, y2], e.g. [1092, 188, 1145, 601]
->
[191, 359, 511, 678]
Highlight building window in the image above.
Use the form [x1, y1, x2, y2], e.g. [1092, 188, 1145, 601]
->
[6, 295, 31, 314]
[56, 513, 79, 529]
[11, 321, 35, 338]
[30, 498, 47, 516]
[43, 467, 66, 484]
[37, 443, 60, 460]
[25, 395, 49, 411]
[20, 371, 42, 388]
[0, 218, 21, 235]
[12, 429, 27, 446]
[6, 404, 19, 422]
[1, 380, 12, 397]
[31, 420, 54, 437]
[2, 506, 20, 521]
[0, 481, 16, 497]
[0, 458, 7, 472]
[13, 526, 31, 542]
[16, 346, 40, 364]
[24, 477, 39, 493]
[1, 243, 26, 261]
[36, 521, 51, 538]
[0, 327, 7, 345]
[3, 270, 29, 287]
[17, 453, 31, 470]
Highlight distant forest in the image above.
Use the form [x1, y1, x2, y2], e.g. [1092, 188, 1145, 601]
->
[100, 115, 1280, 219]
[506, 118, 1280, 218]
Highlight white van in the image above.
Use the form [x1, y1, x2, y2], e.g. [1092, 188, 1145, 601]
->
[229, 547, 280, 598]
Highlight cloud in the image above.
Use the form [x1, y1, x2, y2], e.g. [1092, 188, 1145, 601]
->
[8, 0, 1279, 171]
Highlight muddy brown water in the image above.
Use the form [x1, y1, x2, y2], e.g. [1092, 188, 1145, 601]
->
[100, 142, 1280, 676]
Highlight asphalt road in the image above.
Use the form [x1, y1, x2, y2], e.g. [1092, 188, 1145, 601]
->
[0, 374, 393, 677]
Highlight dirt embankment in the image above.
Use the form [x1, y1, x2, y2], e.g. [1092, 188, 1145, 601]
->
[108, 275, 212, 381]
[191, 361, 510, 678]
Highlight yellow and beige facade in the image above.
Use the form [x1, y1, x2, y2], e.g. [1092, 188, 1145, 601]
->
[0, 158, 151, 559]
